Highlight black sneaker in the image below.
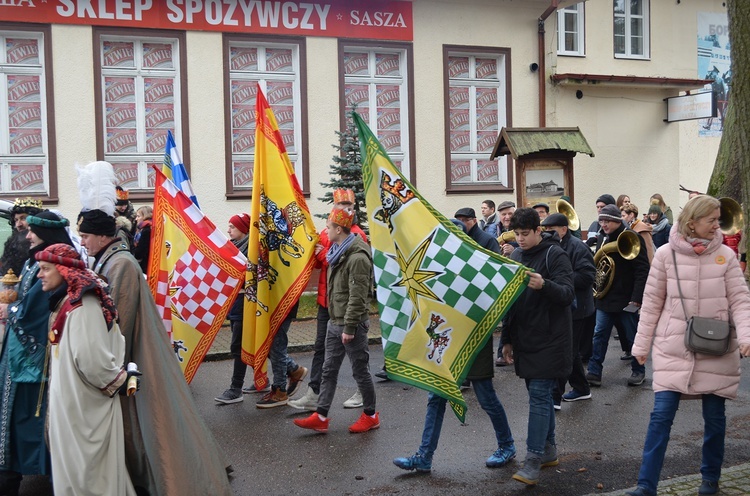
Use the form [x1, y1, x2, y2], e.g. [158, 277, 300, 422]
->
[698, 480, 719, 495]
[627, 371, 645, 386]
[374, 367, 389, 380]
[585, 373, 602, 387]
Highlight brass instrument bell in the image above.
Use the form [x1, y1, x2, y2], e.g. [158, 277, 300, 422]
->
[555, 199, 580, 231]
[718, 197, 743, 236]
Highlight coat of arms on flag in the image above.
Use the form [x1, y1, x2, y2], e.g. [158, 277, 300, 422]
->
[354, 112, 529, 421]
[242, 85, 318, 390]
[149, 168, 246, 382]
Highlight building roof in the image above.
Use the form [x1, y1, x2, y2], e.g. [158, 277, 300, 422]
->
[490, 127, 595, 160]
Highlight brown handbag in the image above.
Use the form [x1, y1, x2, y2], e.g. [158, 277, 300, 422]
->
[672, 250, 732, 356]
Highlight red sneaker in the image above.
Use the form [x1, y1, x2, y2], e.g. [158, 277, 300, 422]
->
[293, 413, 329, 433]
[349, 412, 380, 433]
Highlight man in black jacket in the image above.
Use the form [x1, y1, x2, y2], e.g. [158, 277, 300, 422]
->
[392, 208, 515, 473]
[586, 204, 650, 388]
[501, 208, 574, 486]
[541, 213, 596, 405]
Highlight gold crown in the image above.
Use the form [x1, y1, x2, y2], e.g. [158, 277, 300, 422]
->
[12, 197, 43, 209]
[333, 189, 355, 204]
[381, 172, 415, 204]
[116, 186, 129, 201]
[328, 207, 354, 229]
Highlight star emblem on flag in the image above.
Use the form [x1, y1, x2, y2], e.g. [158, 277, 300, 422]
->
[390, 233, 443, 326]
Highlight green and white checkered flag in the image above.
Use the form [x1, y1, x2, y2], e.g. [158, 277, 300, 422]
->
[355, 113, 529, 421]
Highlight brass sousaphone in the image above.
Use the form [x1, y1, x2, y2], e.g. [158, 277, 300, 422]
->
[592, 230, 641, 299]
[719, 197, 744, 236]
[555, 198, 580, 231]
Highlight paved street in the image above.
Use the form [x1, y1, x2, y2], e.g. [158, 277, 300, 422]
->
[18, 328, 750, 495]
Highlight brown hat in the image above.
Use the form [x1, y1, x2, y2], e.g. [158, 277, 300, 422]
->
[497, 201, 516, 212]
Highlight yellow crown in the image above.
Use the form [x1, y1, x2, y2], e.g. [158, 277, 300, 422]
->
[12, 197, 43, 210]
[329, 207, 354, 229]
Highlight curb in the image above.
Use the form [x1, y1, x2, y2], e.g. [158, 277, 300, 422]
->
[203, 336, 383, 362]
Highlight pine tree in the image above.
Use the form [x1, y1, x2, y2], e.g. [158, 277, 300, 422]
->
[317, 108, 368, 233]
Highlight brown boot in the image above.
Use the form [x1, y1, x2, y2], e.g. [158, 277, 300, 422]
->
[256, 386, 288, 409]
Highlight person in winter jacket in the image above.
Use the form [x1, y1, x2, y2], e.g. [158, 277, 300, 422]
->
[214, 213, 252, 405]
[626, 195, 750, 496]
[132, 206, 153, 273]
[646, 203, 670, 248]
[501, 208, 574, 486]
[455, 207, 500, 252]
[289, 189, 368, 411]
[541, 213, 596, 406]
[586, 204, 650, 388]
[392, 211, 515, 474]
[622, 204, 654, 263]
[479, 200, 500, 238]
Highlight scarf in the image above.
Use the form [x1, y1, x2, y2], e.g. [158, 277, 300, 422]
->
[134, 220, 152, 246]
[685, 235, 711, 255]
[326, 233, 357, 266]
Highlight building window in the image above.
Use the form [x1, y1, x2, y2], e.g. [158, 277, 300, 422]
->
[557, 3, 585, 56]
[614, 0, 649, 59]
[224, 37, 307, 196]
[94, 29, 186, 192]
[444, 46, 511, 191]
[0, 27, 54, 196]
[341, 42, 414, 182]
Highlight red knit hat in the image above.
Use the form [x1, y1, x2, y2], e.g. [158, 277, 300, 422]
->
[230, 213, 251, 234]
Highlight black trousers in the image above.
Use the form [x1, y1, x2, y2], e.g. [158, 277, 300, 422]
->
[554, 316, 591, 400]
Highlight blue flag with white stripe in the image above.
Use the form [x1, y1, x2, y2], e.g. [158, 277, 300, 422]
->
[163, 130, 200, 208]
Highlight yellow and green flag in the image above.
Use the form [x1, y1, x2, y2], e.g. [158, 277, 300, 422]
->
[242, 86, 318, 390]
[354, 112, 529, 421]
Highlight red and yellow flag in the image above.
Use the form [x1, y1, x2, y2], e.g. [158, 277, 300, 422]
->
[242, 86, 318, 389]
[149, 168, 246, 382]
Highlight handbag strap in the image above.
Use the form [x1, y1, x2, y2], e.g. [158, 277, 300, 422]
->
[671, 249, 691, 319]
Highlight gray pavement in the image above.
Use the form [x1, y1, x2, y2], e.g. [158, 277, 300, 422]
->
[17, 316, 750, 495]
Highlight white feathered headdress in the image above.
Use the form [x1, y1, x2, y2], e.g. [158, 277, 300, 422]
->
[77, 161, 117, 217]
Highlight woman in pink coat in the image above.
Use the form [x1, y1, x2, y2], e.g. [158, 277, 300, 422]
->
[626, 196, 750, 496]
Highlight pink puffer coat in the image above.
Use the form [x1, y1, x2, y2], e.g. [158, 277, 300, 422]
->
[632, 224, 750, 399]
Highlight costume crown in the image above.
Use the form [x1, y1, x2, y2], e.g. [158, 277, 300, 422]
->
[116, 186, 129, 202]
[12, 197, 43, 210]
[333, 189, 355, 204]
[329, 207, 354, 229]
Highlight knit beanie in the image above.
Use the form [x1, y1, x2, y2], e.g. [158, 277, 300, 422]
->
[596, 194, 616, 206]
[598, 204, 622, 222]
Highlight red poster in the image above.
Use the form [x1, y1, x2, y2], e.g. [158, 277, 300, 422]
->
[144, 103, 174, 128]
[6, 38, 38, 65]
[112, 162, 140, 189]
[7, 75, 39, 102]
[146, 128, 169, 153]
[233, 161, 254, 187]
[266, 48, 293, 72]
[8, 101, 41, 128]
[475, 58, 497, 79]
[476, 161, 498, 182]
[477, 131, 498, 152]
[476, 110, 498, 132]
[231, 80, 257, 105]
[449, 86, 469, 110]
[10, 164, 44, 191]
[450, 161, 471, 183]
[345, 84, 369, 109]
[230, 46, 258, 71]
[0, 1, 413, 41]
[344, 52, 369, 75]
[376, 84, 399, 108]
[233, 130, 255, 153]
[449, 109, 470, 131]
[376, 53, 400, 76]
[378, 131, 401, 152]
[144, 78, 174, 103]
[106, 128, 137, 153]
[102, 41, 135, 67]
[106, 102, 137, 128]
[450, 131, 470, 152]
[377, 108, 400, 131]
[448, 57, 470, 79]
[267, 81, 294, 105]
[105, 77, 136, 102]
[273, 105, 295, 130]
[232, 104, 255, 130]
[143, 42, 173, 68]
[9, 128, 42, 154]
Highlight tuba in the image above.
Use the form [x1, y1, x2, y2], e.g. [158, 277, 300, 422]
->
[593, 230, 641, 299]
[718, 197, 743, 236]
[555, 199, 580, 231]
[497, 231, 515, 245]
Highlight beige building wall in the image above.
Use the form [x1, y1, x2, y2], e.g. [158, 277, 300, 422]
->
[39, 0, 726, 234]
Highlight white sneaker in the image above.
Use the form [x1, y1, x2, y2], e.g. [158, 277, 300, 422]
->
[343, 390, 363, 409]
[288, 387, 319, 411]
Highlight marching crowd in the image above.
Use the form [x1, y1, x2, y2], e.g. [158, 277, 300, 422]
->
[0, 168, 749, 495]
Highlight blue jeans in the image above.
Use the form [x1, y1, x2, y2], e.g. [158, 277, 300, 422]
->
[269, 313, 298, 390]
[588, 309, 644, 377]
[525, 379, 556, 456]
[636, 392, 725, 493]
[417, 378, 513, 460]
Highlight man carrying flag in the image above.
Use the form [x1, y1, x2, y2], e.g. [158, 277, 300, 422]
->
[293, 206, 379, 433]
[242, 85, 317, 397]
[350, 112, 528, 463]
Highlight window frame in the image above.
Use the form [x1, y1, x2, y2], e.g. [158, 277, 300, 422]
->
[223, 34, 308, 198]
[613, 0, 650, 60]
[557, 3, 586, 57]
[337, 40, 416, 185]
[443, 45, 512, 194]
[93, 27, 189, 201]
[0, 23, 57, 202]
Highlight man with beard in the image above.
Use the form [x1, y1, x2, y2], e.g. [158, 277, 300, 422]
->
[0, 198, 43, 277]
